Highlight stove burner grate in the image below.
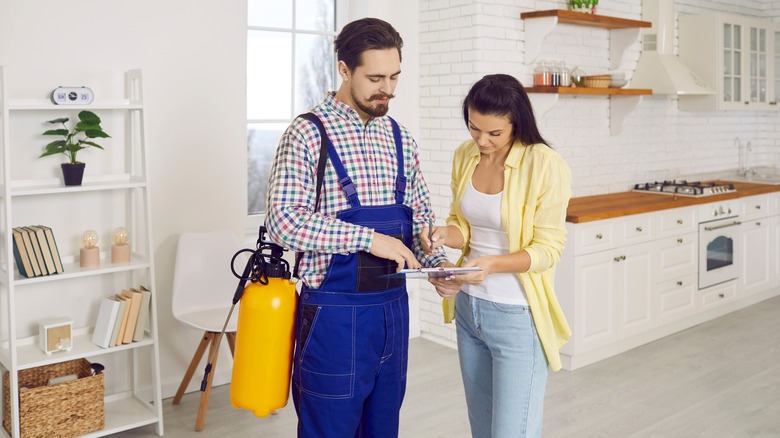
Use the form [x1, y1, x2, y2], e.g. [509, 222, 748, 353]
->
[632, 180, 736, 197]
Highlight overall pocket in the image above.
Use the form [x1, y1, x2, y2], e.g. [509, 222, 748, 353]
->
[296, 304, 356, 398]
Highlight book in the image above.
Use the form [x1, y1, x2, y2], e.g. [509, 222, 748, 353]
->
[91, 296, 121, 348]
[11, 228, 35, 278]
[109, 296, 127, 347]
[377, 267, 483, 279]
[23, 226, 50, 275]
[17, 227, 42, 277]
[37, 225, 64, 274]
[120, 289, 143, 343]
[113, 293, 132, 346]
[133, 286, 152, 342]
[27, 226, 56, 276]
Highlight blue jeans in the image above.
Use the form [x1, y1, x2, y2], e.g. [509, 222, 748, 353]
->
[456, 292, 549, 438]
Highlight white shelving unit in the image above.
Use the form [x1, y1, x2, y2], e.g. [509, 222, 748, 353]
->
[0, 67, 163, 437]
[520, 10, 653, 135]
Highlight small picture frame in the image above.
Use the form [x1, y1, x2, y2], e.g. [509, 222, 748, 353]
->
[38, 317, 74, 354]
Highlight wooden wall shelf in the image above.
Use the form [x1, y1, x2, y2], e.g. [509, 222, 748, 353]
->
[525, 87, 652, 96]
[520, 10, 651, 30]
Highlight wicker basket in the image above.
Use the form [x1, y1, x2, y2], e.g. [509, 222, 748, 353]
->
[583, 75, 612, 88]
[3, 359, 104, 438]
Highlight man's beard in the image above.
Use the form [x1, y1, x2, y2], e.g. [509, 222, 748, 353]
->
[353, 90, 395, 118]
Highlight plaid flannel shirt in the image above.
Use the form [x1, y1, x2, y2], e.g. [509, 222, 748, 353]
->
[265, 93, 448, 288]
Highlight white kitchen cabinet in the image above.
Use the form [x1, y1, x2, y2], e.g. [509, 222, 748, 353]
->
[569, 235, 653, 354]
[679, 13, 775, 111]
[740, 214, 773, 296]
[0, 67, 163, 437]
[656, 274, 698, 326]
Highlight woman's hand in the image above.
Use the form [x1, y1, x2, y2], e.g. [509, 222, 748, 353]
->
[427, 262, 462, 298]
[457, 257, 493, 285]
[421, 225, 448, 254]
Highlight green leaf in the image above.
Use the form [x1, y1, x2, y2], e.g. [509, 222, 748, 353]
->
[78, 110, 101, 124]
[83, 129, 110, 139]
[46, 117, 69, 124]
[80, 141, 104, 149]
[42, 129, 69, 136]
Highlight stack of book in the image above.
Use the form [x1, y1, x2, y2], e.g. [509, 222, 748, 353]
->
[11, 225, 64, 278]
[91, 286, 153, 349]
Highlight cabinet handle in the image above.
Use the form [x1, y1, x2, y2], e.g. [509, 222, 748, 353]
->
[677, 238, 683, 243]
[756, 221, 762, 226]
[636, 226, 643, 232]
[719, 293, 725, 298]
[755, 205, 761, 210]
[614, 255, 626, 262]
[677, 281, 683, 286]
[595, 233, 603, 239]
[676, 219, 683, 224]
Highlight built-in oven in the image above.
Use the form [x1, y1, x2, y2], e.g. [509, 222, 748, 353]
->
[698, 201, 741, 289]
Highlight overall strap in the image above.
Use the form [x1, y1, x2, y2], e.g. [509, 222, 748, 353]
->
[389, 117, 407, 205]
[293, 112, 330, 279]
[326, 145, 361, 208]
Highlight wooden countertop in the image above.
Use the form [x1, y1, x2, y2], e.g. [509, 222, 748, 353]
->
[566, 181, 780, 223]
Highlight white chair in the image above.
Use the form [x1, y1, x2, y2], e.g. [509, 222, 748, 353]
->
[171, 230, 246, 431]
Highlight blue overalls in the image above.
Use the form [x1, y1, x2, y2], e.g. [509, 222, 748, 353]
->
[292, 117, 412, 438]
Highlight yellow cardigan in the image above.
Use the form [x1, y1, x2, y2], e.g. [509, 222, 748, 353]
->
[444, 139, 572, 371]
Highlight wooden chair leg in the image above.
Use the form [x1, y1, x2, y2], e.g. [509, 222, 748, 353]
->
[195, 332, 220, 431]
[225, 332, 236, 357]
[172, 332, 211, 405]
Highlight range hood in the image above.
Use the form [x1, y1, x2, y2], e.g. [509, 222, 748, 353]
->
[628, 0, 714, 95]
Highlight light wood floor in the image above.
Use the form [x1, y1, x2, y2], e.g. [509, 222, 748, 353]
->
[114, 295, 780, 437]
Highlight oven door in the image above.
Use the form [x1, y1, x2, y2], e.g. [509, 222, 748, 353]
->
[698, 215, 741, 289]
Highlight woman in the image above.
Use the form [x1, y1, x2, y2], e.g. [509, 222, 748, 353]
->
[423, 74, 572, 438]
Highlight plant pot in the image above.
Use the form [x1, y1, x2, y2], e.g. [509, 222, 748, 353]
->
[61, 162, 86, 186]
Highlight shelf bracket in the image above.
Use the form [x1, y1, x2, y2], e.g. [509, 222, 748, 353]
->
[529, 93, 559, 118]
[610, 95, 642, 136]
[524, 16, 558, 65]
[610, 28, 641, 70]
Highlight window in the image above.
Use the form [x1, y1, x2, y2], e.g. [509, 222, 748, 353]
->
[246, 0, 343, 218]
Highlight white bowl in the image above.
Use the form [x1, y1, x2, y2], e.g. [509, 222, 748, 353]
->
[610, 79, 628, 88]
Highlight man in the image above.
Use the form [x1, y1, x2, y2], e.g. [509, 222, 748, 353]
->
[265, 17, 448, 438]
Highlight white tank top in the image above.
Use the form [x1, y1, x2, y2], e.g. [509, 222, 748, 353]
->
[460, 180, 528, 305]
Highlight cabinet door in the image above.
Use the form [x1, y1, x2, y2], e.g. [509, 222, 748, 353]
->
[680, 14, 775, 111]
[746, 20, 771, 108]
[740, 218, 772, 295]
[616, 243, 653, 339]
[774, 26, 780, 105]
[657, 274, 698, 326]
[655, 232, 697, 282]
[773, 215, 780, 288]
[572, 251, 618, 353]
[722, 19, 745, 109]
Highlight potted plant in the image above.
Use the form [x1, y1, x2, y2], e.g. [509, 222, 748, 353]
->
[40, 110, 111, 186]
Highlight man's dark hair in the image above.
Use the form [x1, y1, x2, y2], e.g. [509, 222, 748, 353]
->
[462, 74, 550, 147]
[334, 18, 403, 71]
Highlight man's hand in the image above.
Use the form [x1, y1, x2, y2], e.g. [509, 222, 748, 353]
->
[369, 231, 421, 272]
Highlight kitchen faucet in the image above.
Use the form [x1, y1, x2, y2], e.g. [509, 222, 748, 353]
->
[736, 137, 753, 177]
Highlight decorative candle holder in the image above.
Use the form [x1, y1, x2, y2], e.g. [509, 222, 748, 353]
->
[80, 230, 100, 268]
[111, 227, 130, 264]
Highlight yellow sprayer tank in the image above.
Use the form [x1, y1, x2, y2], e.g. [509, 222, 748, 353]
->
[230, 278, 297, 417]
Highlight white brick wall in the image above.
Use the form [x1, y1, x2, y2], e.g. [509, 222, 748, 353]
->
[418, 0, 780, 346]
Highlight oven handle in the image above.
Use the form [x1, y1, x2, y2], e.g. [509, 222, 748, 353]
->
[703, 220, 742, 231]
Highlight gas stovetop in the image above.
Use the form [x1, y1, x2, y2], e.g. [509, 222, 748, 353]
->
[632, 180, 737, 197]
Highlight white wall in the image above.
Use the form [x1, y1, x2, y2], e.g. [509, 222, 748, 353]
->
[418, 0, 780, 346]
[0, 0, 247, 396]
[0, 0, 423, 400]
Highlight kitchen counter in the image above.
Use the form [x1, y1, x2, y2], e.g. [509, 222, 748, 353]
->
[567, 181, 780, 223]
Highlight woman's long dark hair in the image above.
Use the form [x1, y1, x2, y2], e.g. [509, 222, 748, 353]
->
[462, 74, 549, 147]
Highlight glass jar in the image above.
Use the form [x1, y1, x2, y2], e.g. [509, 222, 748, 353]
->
[534, 61, 551, 86]
[559, 62, 571, 87]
